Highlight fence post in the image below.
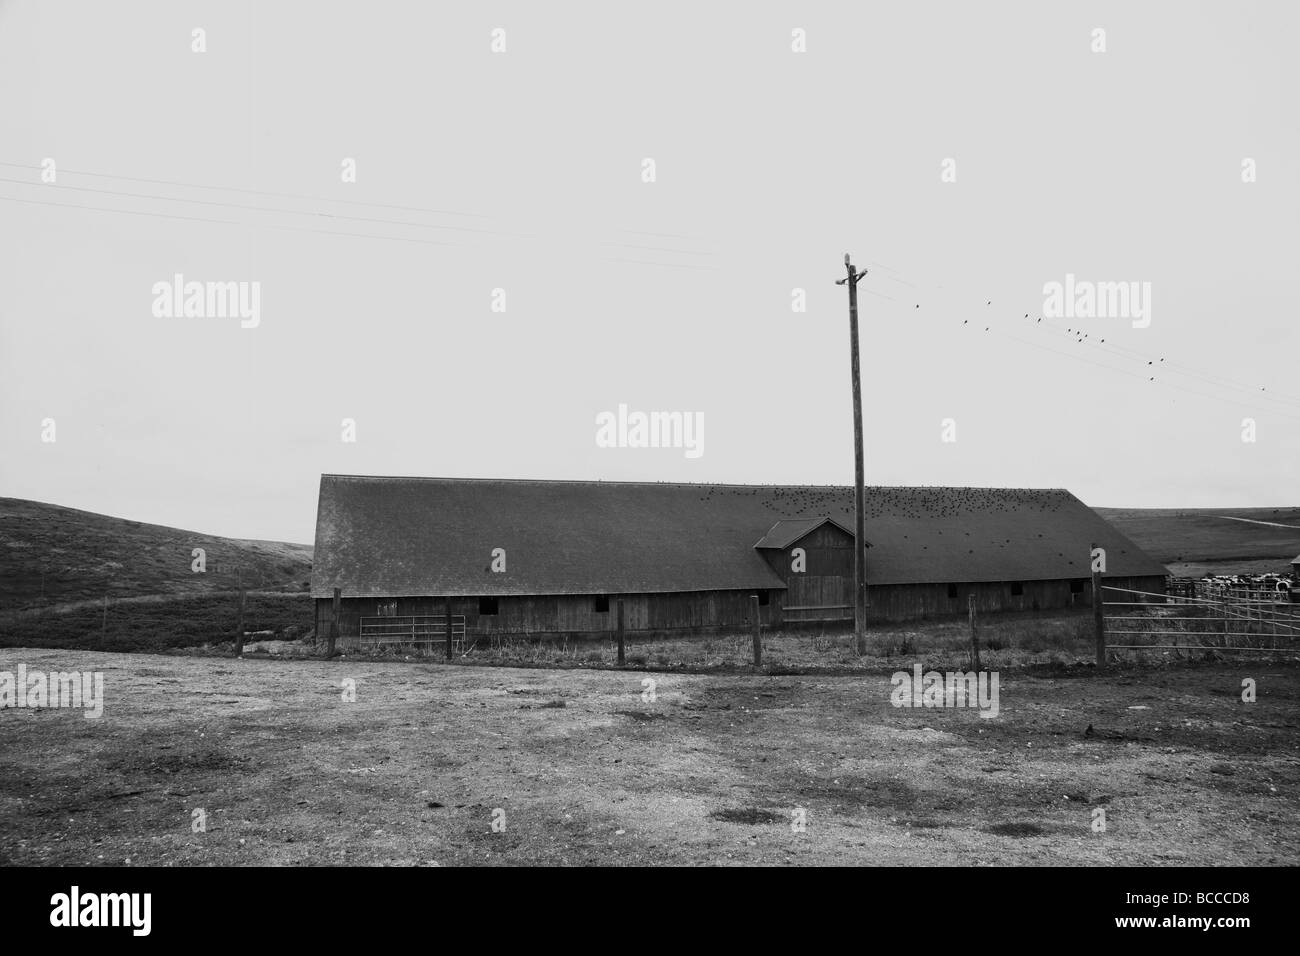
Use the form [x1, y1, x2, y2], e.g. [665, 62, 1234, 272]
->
[752, 595, 762, 668]
[1092, 559, 1105, 669]
[616, 599, 625, 667]
[968, 594, 980, 672]
[235, 579, 246, 657]
[328, 587, 340, 657]
[445, 595, 453, 660]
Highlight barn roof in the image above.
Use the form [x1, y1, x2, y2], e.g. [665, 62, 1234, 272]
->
[754, 517, 861, 550]
[311, 475, 1168, 599]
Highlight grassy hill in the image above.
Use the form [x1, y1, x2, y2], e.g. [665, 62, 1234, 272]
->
[0, 497, 312, 611]
[1096, 506, 1300, 578]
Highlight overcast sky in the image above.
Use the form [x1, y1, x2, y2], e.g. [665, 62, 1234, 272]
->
[2, 1, 1296, 544]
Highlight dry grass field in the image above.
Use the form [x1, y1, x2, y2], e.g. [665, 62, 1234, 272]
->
[1097, 506, 1300, 579]
[0, 498, 312, 611]
[2, 647, 1296, 866]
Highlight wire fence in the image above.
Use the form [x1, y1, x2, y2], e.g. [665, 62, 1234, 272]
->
[1102, 584, 1300, 656]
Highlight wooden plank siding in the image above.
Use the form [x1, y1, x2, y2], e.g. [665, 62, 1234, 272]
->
[317, 588, 781, 648]
[788, 523, 854, 621]
[314, 574, 1166, 645]
[862, 575, 1165, 622]
[762, 522, 856, 622]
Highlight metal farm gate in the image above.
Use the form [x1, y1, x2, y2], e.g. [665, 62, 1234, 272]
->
[358, 614, 467, 651]
[1101, 583, 1300, 658]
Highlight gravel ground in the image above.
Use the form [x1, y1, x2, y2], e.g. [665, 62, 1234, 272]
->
[1, 647, 1296, 866]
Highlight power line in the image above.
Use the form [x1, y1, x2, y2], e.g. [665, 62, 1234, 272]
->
[4, 190, 732, 264]
[0, 159, 491, 220]
[1026, 320, 1300, 411]
[1058, 331, 1300, 405]
[987, 325, 1300, 422]
[0, 159, 719, 259]
[1034, 323, 1300, 410]
[972, 321, 1300, 419]
[613, 242, 715, 257]
[0, 176, 509, 238]
[604, 256, 721, 272]
[0, 194, 455, 248]
[0, 193, 244, 228]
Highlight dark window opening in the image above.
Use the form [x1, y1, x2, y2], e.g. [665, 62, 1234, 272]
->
[1070, 579, 1086, 594]
[594, 595, 610, 613]
[947, 584, 958, 599]
[377, 600, 397, 617]
[756, 590, 770, 606]
[1010, 581, 1024, 596]
[478, 596, 499, 616]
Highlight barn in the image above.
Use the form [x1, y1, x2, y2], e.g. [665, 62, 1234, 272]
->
[310, 475, 1168, 647]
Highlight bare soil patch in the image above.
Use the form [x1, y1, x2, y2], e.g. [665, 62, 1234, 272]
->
[1, 648, 1296, 866]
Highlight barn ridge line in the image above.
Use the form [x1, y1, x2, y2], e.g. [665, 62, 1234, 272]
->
[319, 473, 1076, 494]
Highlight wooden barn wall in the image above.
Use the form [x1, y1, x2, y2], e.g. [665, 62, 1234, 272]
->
[314, 575, 1166, 641]
[318, 588, 781, 645]
[765, 524, 856, 622]
[863, 575, 1166, 623]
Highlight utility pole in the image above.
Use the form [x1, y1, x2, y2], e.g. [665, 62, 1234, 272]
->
[837, 253, 869, 655]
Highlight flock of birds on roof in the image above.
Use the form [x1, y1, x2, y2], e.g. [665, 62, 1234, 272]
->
[695, 484, 1072, 520]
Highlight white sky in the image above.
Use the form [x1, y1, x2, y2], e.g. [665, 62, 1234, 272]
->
[2, 1, 1297, 543]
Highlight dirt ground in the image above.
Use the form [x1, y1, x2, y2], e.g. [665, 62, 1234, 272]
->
[1, 647, 1297, 866]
